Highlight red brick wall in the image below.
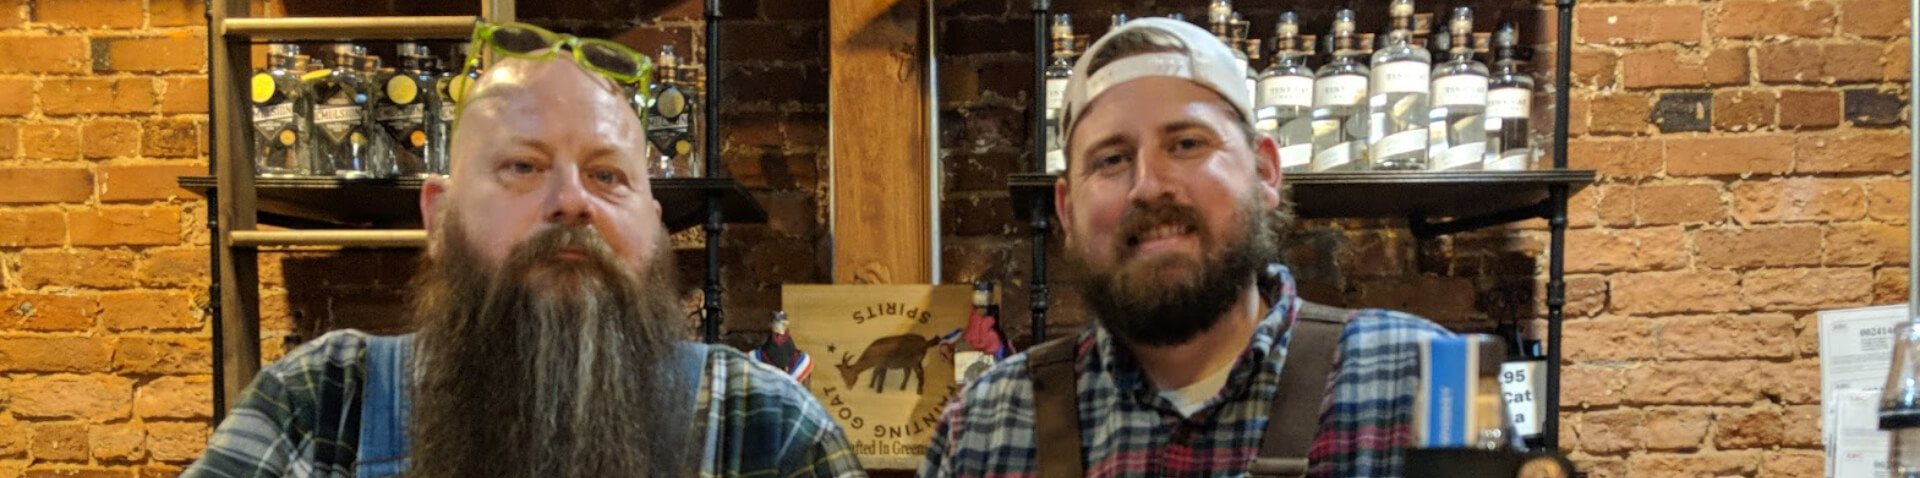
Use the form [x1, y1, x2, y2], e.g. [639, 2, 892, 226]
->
[0, 0, 218, 474]
[935, 0, 1910, 476]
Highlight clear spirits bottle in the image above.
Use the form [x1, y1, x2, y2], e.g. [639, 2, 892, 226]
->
[1428, 7, 1488, 171]
[1310, 10, 1369, 172]
[377, 42, 443, 177]
[1044, 14, 1075, 174]
[305, 44, 375, 178]
[358, 50, 396, 177]
[1109, 12, 1129, 31]
[1258, 12, 1315, 173]
[1368, 0, 1432, 171]
[1207, 1, 1254, 106]
[1485, 21, 1535, 171]
[646, 45, 696, 178]
[251, 44, 308, 177]
[1231, 12, 1257, 103]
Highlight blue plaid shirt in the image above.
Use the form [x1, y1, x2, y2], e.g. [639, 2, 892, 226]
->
[919, 267, 1452, 477]
[184, 330, 864, 478]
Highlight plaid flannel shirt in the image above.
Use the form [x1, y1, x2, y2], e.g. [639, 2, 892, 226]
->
[183, 330, 865, 478]
[918, 267, 1452, 477]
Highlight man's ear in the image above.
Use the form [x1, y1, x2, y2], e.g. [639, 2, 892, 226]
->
[1252, 134, 1283, 209]
[420, 176, 449, 257]
[1053, 173, 1073, 248]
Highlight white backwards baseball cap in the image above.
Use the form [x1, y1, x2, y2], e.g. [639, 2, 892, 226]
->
[1059, 17, 1256, 148]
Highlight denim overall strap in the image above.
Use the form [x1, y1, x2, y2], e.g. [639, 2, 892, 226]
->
[356, 334, 415, 478]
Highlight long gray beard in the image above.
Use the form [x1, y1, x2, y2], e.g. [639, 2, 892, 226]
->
[408, 219, 692, 478]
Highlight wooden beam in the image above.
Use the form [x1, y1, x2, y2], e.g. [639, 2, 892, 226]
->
[829, 0, 931, 284]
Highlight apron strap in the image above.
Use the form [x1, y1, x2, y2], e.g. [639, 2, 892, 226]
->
[355, 334, 415, 478]
[1249, 302, 1351, 478]
[1027, 336, 1084, 478]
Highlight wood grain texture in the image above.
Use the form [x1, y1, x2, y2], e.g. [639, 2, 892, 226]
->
[830, 0, 931, 284]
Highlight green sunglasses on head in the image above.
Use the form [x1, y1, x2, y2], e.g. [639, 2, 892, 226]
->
[451, 20, 655, 118]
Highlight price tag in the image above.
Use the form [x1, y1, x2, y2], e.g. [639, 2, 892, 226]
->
[1500, 360, 1546, 437]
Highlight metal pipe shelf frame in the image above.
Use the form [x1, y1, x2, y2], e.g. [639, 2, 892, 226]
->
[1013, 0, 1580, 450]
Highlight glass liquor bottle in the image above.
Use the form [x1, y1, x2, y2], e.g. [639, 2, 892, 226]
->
[376, 42, 443, 177]
[1485, 21, 1535, 171]
[646, 45, 695, 178]
[1428, 7, 1488, 171]
[358, 51, 396, 177]
[1257, 12, 1315, 172]
[1310, 10, 1369, 172]
[1367, 0, 1432, 170]
[1109, 12, 1129, 31]
[305, 44, 375, 178]
[1232, 12, 1258, 102]
[251, 44, 308, 177]
[1207, 1, 1253, 106]
[1044, 14, 1075, 174]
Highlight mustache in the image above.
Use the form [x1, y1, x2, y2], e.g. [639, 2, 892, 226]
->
[1116, 200, 1207, 252]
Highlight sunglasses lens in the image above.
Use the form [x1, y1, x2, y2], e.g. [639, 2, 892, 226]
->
[490, 25, 552, 55]
[578, 42, 640, 78]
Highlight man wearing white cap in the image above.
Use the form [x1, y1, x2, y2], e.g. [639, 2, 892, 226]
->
[919, 18, 1452, 478]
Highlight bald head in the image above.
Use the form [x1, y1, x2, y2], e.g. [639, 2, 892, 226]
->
[419, 56, 665, 277]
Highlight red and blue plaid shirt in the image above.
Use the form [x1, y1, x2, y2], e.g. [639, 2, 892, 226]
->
[918, 267, 1453, 477]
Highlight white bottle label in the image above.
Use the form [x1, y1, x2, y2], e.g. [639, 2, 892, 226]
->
[1314, 75, 1367, 107]
[1488, 151, 1531, 171]
[1259, 75, 1313, 109]
[314, 104, 362, 124]
[1488, 88, 1530, 119]
[1435, 143, 1486, 170]
[1372, 129, 1427, 158]
[1312, 143, 1353, 171]
[1045, 78, 1069, 120]
[256, 102, 294, 122]
[439, 103, 457, 122]
[1045, 148, 1067, 174]
[1432, 75, 1488, 107]
[1280, 143, 1312, 170]
[1371, 61, 1429, 94]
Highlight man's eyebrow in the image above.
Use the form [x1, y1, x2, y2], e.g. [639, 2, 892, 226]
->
[1160, 119, 1215, 136]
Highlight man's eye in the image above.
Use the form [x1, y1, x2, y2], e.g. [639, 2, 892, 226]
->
[504, 160, 537, 175]
[1172, 137, 1206, 153]
[1092, 153, 1127, 169]
[589, 169, 624, 186]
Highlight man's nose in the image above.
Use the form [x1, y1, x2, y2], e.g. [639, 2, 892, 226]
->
[1127, 147, 1180, 204]
[544, 166, 594, 226]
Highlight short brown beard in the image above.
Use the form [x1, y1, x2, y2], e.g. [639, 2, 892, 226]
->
[1072, 188, 1281, 347]
[408, 213, 691, 477]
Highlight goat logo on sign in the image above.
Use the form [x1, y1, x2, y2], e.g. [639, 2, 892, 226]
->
[836, 334, 941, 394]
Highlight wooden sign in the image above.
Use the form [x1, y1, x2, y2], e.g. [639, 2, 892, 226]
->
[783, 284, 973, 463]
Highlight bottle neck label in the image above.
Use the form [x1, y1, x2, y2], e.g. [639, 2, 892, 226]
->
[1314, 75, 1367, 107]
[1488, 88, 1530, 118]
[1372, 61, 1429, 94]
[1260, 75, 1313, 109]
[1432, 75, 1488, 107]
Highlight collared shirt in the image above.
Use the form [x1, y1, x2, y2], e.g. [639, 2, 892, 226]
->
[183, 330, 866, 478]
[918, 267, 1452, 477]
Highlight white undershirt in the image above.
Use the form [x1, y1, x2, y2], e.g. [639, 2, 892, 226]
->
[1157, 358, 1237, 417]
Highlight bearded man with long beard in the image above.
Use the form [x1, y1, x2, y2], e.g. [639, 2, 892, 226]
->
[920, 19, 1455, 478]
[186, 27, 862, 478]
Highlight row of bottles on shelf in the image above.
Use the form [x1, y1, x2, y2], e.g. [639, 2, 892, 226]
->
[248, 42, 708, 179]
[1043, 0, 1543, 175]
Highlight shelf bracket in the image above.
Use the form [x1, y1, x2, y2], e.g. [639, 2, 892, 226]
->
[1407, 200, 1552, 239]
